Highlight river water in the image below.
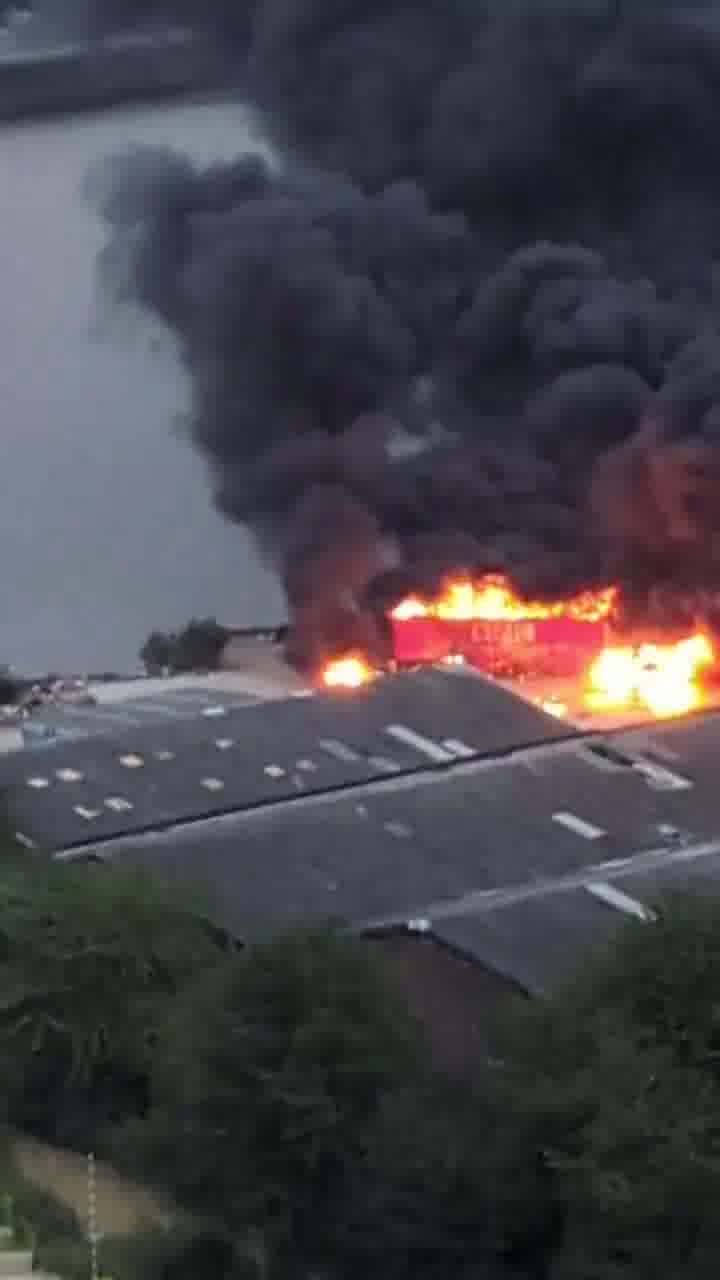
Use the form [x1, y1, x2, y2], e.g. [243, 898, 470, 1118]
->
[0, 95, 284, 674]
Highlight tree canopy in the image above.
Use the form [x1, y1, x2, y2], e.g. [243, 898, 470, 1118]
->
[500, 893, 720, 1279]
[139, 618, 230, 674]
[133, 923, 422, 1269]
[0, 841, 720, 1280]
[0, 859, 226, 1149]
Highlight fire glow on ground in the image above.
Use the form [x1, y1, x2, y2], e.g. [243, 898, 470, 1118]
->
[319, 575, 720, 730]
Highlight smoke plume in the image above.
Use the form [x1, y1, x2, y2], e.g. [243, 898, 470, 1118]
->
[93, 0, 720, 669]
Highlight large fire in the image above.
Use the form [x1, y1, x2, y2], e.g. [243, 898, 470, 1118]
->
[391, 576, 617, 623]
[318, 573, 717, 720]
[585, 633, 714, 719]
[321, 654, 377, 690]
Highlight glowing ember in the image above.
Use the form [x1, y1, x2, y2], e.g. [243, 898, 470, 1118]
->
[537, 696, 569, 719]
[391, 575, 616, 623]
[585, 632, 714, 719]
[321, 654, 375, 690]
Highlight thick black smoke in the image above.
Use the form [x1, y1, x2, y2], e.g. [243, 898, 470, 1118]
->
[93, 0, 720, 669]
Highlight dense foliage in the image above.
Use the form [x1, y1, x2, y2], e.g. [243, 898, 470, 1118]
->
[0, 827, 719, 1280]
[0, 858, 225, 1150]
[139, 618, 230, 675]
[131, 925, 421, 1269]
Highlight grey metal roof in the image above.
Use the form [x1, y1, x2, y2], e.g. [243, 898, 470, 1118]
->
[2, 667, 574, 851]
[15, 685, 264, 746]
[433, 849, 720, 994]
[46, 710, 720, 960]
[9, 667, 720, 989]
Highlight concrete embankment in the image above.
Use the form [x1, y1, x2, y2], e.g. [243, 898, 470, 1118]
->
[0, 34, 235, 123]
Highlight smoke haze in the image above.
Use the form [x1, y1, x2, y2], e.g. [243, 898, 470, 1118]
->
[93, 0, 720, 668]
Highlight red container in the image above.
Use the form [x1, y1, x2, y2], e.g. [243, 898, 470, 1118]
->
[461, 617, 606, 676]
[391, 614, 606, 674]
[391, 616, 453, 665]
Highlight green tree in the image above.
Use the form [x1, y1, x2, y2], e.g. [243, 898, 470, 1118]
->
[135, 923, 421, 1272]
[140, 618, 229, 674]
[172, 618, 229, 672]
[501, 892, 720, 1280]
[340, 1076, 514, 1280]
[0, 860, 225, 1150]
[139, 630, 175, 675]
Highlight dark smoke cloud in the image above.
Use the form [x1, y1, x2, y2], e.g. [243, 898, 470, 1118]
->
[93, 0, 720, 668]
[52, 0, 254, 43]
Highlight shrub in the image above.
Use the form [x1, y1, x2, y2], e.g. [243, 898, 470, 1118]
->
[0, 859, 226, 1151]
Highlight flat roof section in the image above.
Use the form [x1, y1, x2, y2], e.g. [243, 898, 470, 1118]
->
[44, 712, 720, 947]
[1, 667, 577, 851]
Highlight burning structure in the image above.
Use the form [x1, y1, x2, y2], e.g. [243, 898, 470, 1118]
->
[321, 572, 717, 722]
[91, 0, 720, 722]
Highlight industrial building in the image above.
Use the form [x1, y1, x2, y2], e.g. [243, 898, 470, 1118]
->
[2, 658, 720, 1005]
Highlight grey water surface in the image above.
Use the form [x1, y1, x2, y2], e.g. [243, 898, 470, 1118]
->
[0, 96, 284, 673]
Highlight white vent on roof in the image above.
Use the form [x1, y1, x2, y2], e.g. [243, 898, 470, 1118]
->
[264, 764, 285, 779]
[384, 821, 413, 839]
[105, 796, 133, 812]
[215, 738, 234, 750]
[296, 758, 317, 772]
[56, 768, 83, 783]
[119, 754, 144, 768]
[153, 749, 175, 761]
[201, 777, 225, 791]
[74, 805, 100, 820]
[26, 776, 49, 789]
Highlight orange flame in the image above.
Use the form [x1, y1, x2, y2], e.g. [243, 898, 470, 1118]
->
[585, 632, 714, 719]
[321, 654, 376, 690]
[391, 574, 616, 623]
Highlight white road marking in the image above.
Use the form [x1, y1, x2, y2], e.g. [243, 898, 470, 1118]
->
[73, 806, 100, 820]
[14, 831, 36, 849]
[585, 880, 652, 921]
[552, 811, 606, 840]
[385, 724, 453, 763]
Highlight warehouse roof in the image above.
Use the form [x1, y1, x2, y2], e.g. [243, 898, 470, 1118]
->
[432, 844, 720, 994]
[8, 667, 720, 994]
[1, 666, 574, 851]
[47, 710, 720, 970]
